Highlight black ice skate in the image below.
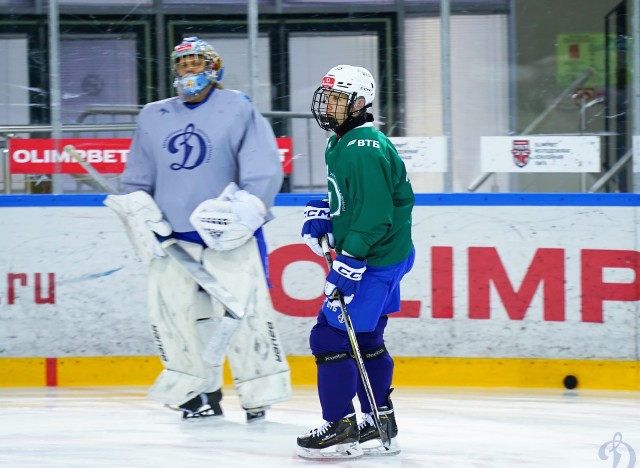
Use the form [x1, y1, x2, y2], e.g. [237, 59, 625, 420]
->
[297, 412, 363, 459]
[358, 389, 400, 455]
[245, 406, 268, 423]
[179, 389, 224, 420]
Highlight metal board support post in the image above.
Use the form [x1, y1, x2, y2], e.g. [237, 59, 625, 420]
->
[633, 0, 640, 192]
[508, 0, 519, 192]
[441, 0, 453, 192]
[48, 0, 63, 193]
[248, 0, 259, 106]
[154, 0, 167, 101]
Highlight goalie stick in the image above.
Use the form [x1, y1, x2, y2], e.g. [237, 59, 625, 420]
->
[66, 144, 245, 319]
[320, 236, 391, 449]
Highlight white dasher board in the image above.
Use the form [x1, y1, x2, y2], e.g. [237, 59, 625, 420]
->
[390, 136, 448, 173]
[481, 136, 600, 172]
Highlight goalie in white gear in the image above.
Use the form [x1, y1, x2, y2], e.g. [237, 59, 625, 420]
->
[109, 36, 291, 422]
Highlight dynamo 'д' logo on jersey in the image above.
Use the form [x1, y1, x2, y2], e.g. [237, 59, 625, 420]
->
[163, 123, 213, 170]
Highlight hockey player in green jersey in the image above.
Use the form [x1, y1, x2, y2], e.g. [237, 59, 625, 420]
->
[298, 65, 415, 459]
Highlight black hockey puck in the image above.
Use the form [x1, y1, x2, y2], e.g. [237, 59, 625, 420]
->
[563, 375, 578, 390]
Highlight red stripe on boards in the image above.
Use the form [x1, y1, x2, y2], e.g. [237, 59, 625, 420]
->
[45, 357, 58, 386]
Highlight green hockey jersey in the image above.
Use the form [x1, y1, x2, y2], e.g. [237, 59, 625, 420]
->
[325, 123, 414, 266]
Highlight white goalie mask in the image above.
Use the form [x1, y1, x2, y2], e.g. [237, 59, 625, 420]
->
[311, 65, 375, 131]
[172, 37, 224, 101]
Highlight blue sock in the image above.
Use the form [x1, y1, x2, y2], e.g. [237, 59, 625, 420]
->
[317, 359, 358, 421]
[357, 353, 394, 413]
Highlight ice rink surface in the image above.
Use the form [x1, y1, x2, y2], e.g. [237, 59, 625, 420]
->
[0, 385, 638, 468]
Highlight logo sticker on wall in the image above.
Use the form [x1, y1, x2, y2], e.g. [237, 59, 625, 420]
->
[512, 140, 531, 168]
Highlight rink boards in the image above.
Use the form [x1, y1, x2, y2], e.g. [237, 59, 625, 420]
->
[0, 193, 638, 390]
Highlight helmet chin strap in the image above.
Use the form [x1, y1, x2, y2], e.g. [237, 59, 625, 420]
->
[347, 101, 372, 119]
[333, 98, 374, 136]
[324, 115, 339, 130]
[334, 112, 373, 137]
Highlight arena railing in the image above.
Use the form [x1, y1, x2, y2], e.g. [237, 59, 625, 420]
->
[0, 110, 314, 194]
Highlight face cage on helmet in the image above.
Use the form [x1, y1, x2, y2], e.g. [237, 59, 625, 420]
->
[311, 87, 357, 132]
[173, 53, 216, 78]
[172, 52, 222, 100]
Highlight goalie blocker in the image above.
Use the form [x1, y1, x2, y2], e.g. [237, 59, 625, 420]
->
[147, 237, 292, 412]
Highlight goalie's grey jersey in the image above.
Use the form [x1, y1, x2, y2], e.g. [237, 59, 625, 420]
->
[122, 89, 283, 232]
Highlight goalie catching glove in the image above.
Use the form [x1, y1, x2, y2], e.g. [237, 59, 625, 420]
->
[104, 191, 172, 265]
[324, 254, 367, 304]
[301, 199, 335, 256]
[190, 182, 266, 251]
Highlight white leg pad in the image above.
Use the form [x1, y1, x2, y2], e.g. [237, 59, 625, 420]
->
[146, 244, 234, 406]
[234, 371, 292, 409]
[148, 370, 216, 407]
[202, 238, 292, 409]
[199, 315, 241, 367]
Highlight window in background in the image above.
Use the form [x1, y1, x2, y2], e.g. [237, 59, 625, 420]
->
[0, 36, 29, 125]
[199, 35, 272, 112]
[60, 35, 138, 126]
[405, 14, 509, 193]
[288, 33, 378, 191]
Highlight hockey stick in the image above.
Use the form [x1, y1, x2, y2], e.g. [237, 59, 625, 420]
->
[157, 238, 244, 319]
[65, 144, 122, 196]
[319, 236, 390, 449]
[66, 144, 245, 319]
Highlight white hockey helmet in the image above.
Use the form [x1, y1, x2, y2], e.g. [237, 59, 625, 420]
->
[311, 65, 375, 131]
[171, 37, 224, 100]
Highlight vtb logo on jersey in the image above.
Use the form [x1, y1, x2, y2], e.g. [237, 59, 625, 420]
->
[512, 139, 530, 168]
[164, 123, 212, 170]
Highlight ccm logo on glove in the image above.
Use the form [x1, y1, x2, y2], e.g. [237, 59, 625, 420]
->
[335, 265, 363, 280]
[301, 199, 334, 257]
[324, 255, 367, 304]
[304, 207, 330, 218]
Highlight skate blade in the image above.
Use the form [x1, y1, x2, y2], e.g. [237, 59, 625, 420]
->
[361, 437, 401, 456]
[297, 441, 363, 459]
[246, 410, 267, 424]
[246, 415, 266, 424]
[181, 412, 225, 423]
